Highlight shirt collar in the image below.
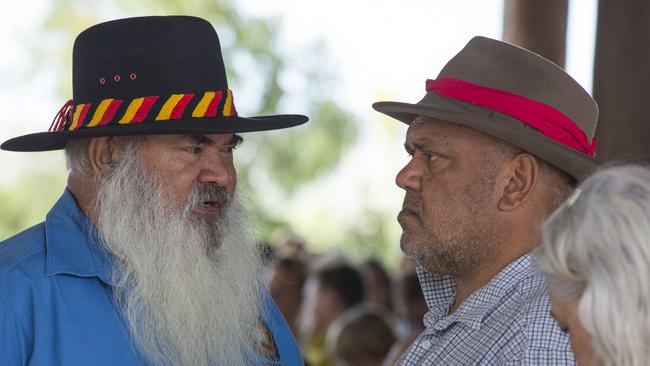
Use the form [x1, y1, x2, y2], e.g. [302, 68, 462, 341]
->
[44, 188, 115, 286]
[418, 254, 535, 331]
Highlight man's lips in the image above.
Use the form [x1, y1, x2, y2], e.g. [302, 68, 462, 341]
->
[397, 207, 420, 225]
[194, 200, 224, 215]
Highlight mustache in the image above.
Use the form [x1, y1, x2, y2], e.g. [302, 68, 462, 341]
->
[185, 185, 231, 210]
[401, 192, 421, 215]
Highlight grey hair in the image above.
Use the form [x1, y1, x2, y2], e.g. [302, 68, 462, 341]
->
[65, 138, 93, 176]
[535, 164, 650, 366]
[65, 137, 141, 176]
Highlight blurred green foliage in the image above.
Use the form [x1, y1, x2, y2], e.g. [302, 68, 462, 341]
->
[0, 0, 400, 265]
[0, 171, 67, 240]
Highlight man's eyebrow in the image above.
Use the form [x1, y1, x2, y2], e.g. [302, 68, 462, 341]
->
[185, 134, 243, 147]
[187, 135, 214, 145]
[404, 140, 432, 152]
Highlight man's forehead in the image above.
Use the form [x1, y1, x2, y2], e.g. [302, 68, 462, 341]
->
[406, 116, 479, 142]
[410, 116, 464, 130]
[143, 133, 238, 145]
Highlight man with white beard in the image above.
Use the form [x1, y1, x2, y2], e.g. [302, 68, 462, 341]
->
[0, 16, 308, 365]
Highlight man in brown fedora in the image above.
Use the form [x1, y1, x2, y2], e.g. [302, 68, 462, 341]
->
[0, 16, 307, 365]
[374, 36, 598, 364]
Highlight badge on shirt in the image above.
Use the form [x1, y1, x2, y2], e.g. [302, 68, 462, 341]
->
[255, 320, 282, 365]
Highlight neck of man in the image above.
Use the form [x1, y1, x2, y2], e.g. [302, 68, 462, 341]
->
[67, 174, 100, 224]
[447, 227, 541, 315]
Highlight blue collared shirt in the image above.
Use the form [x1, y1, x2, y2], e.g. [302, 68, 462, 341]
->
[397, 255, 575, 365]
[0, 189, 302, 365]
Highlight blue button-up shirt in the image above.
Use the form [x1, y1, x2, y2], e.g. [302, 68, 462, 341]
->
[397, 255, 575, 365]
[0, 189, 303, 365]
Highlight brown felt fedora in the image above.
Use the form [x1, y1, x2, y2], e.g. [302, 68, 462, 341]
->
[373, 36, 599, 181]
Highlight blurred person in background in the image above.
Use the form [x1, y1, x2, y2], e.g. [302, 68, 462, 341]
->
[373, 36, 599, 364]
[0, 16, 308, 365]
[360, 258, 394, 310]
[383, 270, 427, 365]
[398, 256, 418, 274]
[267, 254, 308, 336]
[275, 233, 310, 259]
[326, 305, 396, 366]
[536, 165, 650, 366]
[301, 258, 365, 366]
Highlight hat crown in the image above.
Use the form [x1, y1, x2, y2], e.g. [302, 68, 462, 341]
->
[438, 36, 597, 139]
[72, 16, 228, 103]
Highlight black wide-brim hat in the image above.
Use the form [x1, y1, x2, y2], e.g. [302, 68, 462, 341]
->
[373, 37, 599, 181]
[1, 16, 308, 152]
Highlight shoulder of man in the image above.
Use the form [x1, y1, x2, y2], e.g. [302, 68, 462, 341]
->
[0, 222, 49, 315]
[506, 271, 575, 364]
[0, 222, 48, 364]
[0, 222, 48, 284]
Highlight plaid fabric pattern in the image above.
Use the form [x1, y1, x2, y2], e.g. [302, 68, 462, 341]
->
[396, 255, 575, 365]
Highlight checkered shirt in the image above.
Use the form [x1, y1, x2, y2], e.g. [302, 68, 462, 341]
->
[396, 254, 575, 365]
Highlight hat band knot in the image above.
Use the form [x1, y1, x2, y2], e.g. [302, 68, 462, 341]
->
[426, 77, 598, 157]
[60, 89, 237, 131]
[49, 100, 74, 132]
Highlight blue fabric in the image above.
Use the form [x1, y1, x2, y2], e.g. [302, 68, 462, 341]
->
[0, 189, 302, 365]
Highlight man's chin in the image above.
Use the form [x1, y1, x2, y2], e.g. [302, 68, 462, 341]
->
[400, 233, 420, 257]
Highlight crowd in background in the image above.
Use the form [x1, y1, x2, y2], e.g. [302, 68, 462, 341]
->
[261, 239, 425, 366]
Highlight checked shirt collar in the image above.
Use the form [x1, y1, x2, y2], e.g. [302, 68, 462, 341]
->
[417, 254, 535, 332]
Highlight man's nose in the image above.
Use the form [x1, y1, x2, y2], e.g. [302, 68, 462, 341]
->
[196, 152, 235, 189]
[396, 158, 422, 192]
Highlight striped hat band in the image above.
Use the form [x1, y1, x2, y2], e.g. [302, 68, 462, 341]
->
[52, 89, 237, 132]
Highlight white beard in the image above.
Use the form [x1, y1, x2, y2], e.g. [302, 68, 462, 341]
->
[93, 141, 264, 365]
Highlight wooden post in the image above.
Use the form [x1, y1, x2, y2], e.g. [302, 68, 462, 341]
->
[592, 0, 650, 161]
[503, 0, 569, 67]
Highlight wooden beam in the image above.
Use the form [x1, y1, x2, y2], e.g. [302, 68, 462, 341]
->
[593, 0, 650, 161]
[503, 0, 569, 67]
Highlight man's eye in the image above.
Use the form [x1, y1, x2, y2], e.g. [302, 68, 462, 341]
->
[424, 152, 441, 161]
[184, 146, 202, 154]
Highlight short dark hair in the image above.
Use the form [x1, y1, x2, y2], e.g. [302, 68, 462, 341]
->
[398, 270, 424, 304]
[315, 264, 364, 309]
[361, 258, 392, 290]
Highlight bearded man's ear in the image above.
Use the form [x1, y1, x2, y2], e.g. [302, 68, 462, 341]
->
[87, 137, 119, 175]
[497, 153, 540, 212]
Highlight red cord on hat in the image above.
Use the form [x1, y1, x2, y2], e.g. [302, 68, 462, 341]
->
[426, 77, 598, 157]
[49, 100, 74, 132]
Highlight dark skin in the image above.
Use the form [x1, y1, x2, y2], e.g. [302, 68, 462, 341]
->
[549, 293, 597, 365]
[67, 133, 242, 224]
[396, 116, 554, 314]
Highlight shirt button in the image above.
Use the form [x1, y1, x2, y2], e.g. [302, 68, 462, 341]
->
[420, 339, 432, 349]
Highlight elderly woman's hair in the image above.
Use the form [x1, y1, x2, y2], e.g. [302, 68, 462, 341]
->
[535, 164, 650, 366]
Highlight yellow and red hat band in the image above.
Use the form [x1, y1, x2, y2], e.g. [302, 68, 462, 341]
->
[55, 89, 237, 132]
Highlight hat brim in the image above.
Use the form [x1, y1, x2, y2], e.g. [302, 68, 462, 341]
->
[373, 93, 598, 181]
[1, 114, 308, 152]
